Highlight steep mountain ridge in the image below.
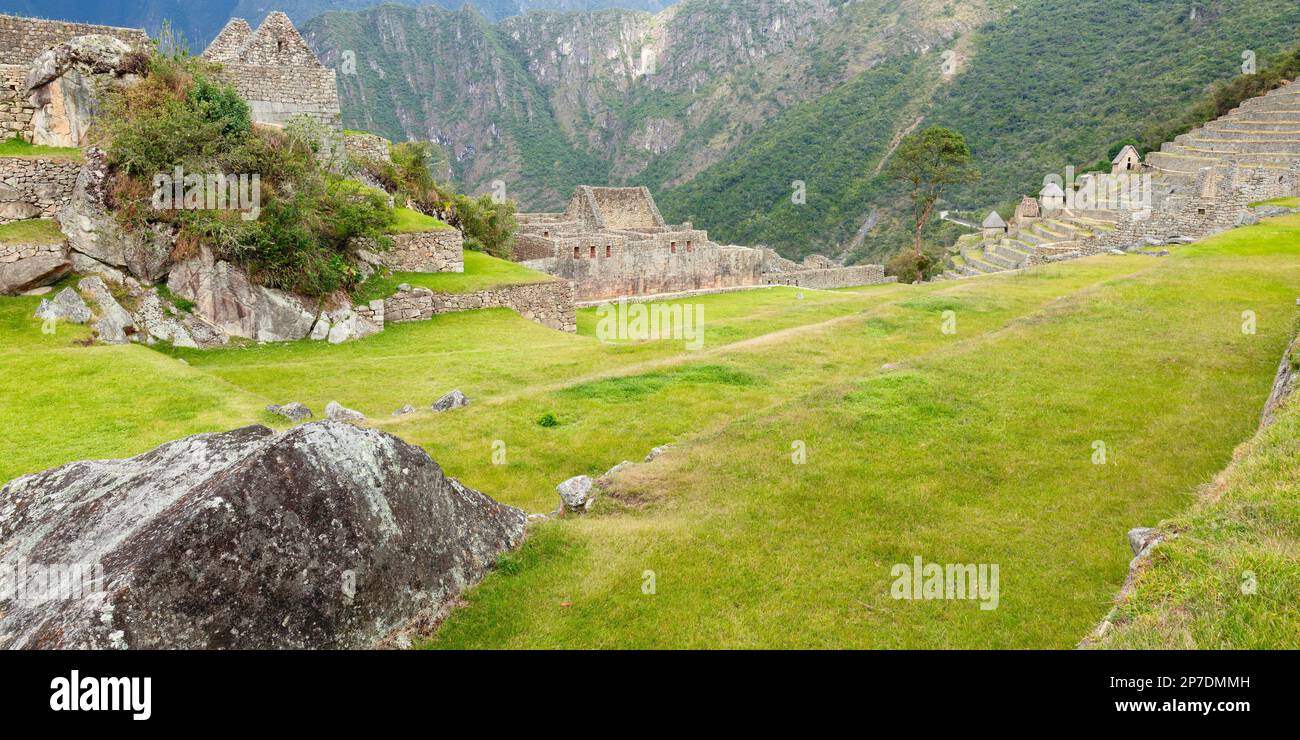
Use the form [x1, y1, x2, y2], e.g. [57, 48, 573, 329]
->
[303, 0, 993, 211]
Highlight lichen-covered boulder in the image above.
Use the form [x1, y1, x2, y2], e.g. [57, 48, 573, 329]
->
[432, 390, 469, 412]
[0, 422, 526, 649]
[168, 246, 316, 343]
[556, 475, 596, 513]
[33, 286, 90, 324]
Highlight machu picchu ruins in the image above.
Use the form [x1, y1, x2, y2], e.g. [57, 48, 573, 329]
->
[1, 2, 1299, 666]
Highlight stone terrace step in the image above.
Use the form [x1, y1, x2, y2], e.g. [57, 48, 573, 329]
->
[966, 258, 1002, 274]
[1179, 129, 1300, 143]
[1206, 119, 1300, 133]
[981, 251, 1019, 270]
[1145, 151, 1220, 173]
[1224, 108, 1300, 122]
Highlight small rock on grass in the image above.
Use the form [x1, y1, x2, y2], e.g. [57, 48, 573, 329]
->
[392, 405, 417, 417]
[556, 475, 596, 513]
[266, 402, 312, 422]
[432, 390, 469, 412]
[326, 401, 366, 422]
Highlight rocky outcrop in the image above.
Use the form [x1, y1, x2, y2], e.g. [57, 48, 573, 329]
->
[1261, 335, 1299, 428]
[0, 242, 70, 295]
[25, 34, 141, 148]
[168, 245, 317, 343]
[58, 149, 174, 282]
[77, 275, 134, 344]
[0, 422, 527, 649]
[33, 286, 90, 324]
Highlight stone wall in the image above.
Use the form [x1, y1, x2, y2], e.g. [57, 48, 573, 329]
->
[0, 14, 149, 66]
[524, 235, 766, 301]
[0, 64, 36, 140]
[0, 156, 80, 222]
[381, 280, 576, 333]
[763, 264, 893, 289]
[345, 132, 392, 164]
[380, 229, 464, 273]
[215, 64, 342, 129]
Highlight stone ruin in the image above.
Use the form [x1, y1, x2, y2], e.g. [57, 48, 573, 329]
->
[202, 12, 342, 131]
[940, 79, 1300, 280]
[514, 186, 892, 301]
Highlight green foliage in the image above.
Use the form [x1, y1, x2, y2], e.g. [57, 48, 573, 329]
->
[887, 127, 979, 256]
[537, 412, 560, 428]
[99, 50, 394, 298]
[451, 193, 517, 260]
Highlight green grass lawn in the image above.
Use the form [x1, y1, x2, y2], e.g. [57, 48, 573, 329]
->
[389, 206, 450, 233]
[0, 136, 82, 160]
[1249, 197, 1300, 208]
[0, 218, 63, 245]
[2, 215, 1298, 648]
[352, 250, 555, 303]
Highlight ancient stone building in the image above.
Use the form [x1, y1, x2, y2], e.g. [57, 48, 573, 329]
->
[515, 186, 891, 301]
[940, 79, 1300, 281]
[202, 12, 341, 130]
[1111, 145, 1141, 174]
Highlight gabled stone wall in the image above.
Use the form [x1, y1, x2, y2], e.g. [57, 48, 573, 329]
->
[203, 13, 342, 130]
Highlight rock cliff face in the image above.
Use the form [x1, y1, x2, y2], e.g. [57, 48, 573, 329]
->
[303, 0, 984, 210]
[0, 422, 527, 649]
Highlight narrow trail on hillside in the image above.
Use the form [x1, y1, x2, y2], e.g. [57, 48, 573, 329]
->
[376, 258, 1164, 429]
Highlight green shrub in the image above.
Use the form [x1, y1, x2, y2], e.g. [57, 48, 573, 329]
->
[98, 49, 395, 299]
[537, 412, 560, 428]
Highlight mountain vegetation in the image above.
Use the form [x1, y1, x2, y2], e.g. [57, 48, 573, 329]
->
[302, 0, 1300, 264]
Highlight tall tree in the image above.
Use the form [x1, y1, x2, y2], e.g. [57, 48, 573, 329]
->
[887, 127, 979, 260]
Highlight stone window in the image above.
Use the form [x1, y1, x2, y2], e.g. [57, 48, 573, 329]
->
[1197, 208, 1206, 215]
[671, 241, 677, 253]
[605, 245, 612, 258]
[687, 240, 693, 252]
[573, 246, 580, 259]
[543, 230, 550, 238]
[590, 245, 597, 258]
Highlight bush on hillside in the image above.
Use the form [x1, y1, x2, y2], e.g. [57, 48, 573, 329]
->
[360, 140, 517, 258]
[96, 49, 395, 299]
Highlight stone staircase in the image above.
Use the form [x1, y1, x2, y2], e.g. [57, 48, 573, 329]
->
[1146, 82, 1300, 183]
[936, 214, 1116, 280]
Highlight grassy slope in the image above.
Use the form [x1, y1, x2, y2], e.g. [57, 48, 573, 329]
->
[0, 219, 63, 245]
[1089, 225, 1300, 649]
[0, 279, 265, 484]
[389, 207, 451, 233]
[353, 250, 555, 303]
[0, 137, 82, 160]
[1, 216, 1297, 647]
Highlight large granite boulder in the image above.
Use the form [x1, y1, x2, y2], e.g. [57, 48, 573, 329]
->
[0, 243, 70, 296]
[168, 246, 317, 343]
[0, 422, 527, 649]
[25, 35, 140, 148]
[59, 149, 175, 282]
[33, 287, 91, 324]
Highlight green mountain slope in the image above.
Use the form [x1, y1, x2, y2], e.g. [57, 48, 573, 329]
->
[305, 0, 1300, 262]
